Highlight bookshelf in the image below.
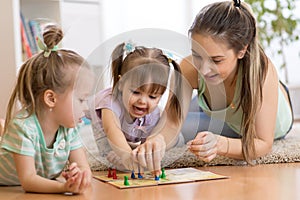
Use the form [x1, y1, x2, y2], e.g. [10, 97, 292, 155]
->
[0, 0, 62, 118]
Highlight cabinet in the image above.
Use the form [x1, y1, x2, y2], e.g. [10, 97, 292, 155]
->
[0, 0, 101, 118]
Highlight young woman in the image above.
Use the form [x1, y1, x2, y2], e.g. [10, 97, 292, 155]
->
[181, 0, 293, 164]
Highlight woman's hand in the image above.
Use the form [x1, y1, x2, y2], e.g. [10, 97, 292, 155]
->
[132, 134, 166, 175]
[188, 131, 218, 162]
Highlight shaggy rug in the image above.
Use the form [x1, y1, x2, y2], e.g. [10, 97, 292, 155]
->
[80, 123, 300, 171]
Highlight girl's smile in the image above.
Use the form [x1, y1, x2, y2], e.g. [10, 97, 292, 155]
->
[121, 83, 163, 120]
[131, 105, 148, 117]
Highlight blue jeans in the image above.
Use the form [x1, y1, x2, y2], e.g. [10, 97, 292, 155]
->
[181, 96, 241, 143]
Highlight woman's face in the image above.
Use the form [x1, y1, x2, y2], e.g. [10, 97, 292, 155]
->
[191, 33, 239, 85]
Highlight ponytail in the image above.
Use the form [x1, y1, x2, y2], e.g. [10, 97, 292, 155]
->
[111, 43, 125, 90]
[166, 59, 183, 125]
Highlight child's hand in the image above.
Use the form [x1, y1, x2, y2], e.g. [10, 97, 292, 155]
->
[62, 162, 79, 180]
[188, 131, 218, 162]
[62, 162, 91, 194]
[132, 134, 166, 176]
[107, 150, 139, 172]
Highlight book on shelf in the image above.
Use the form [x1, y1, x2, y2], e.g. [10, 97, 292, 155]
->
[20, 12, 43, 59]
[20, 12, 36, 56]
[28, 20, 42, 54]
[20, 18, 32, 59]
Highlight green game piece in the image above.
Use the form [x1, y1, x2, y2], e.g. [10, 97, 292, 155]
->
[160, 168, 166, 179]
[124, 176, 130, 186]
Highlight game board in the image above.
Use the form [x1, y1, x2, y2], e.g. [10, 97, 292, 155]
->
[94, 167, 228, 189]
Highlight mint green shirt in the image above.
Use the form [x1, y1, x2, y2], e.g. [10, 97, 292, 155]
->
[0, 112, 83, 185]
[197, 71, 293, 139]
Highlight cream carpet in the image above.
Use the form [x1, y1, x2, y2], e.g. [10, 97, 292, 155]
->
[80, 123, 300, 171]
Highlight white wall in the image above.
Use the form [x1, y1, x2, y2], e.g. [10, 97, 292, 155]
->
[1, 0, 299, 118]
[0, 0, 21, 118]
[61, 0, 299, 84]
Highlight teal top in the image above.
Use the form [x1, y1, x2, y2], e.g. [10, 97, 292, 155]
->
[197, 69, 293, 139]
[0, 111, 83, 185]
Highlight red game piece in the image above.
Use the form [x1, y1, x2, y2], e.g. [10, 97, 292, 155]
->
[112, 169, 118, 179]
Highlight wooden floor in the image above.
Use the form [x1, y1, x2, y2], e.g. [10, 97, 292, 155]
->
[1, 163, 300, 200]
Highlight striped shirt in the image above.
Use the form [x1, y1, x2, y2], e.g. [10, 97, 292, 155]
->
[0, 112, 82, 185]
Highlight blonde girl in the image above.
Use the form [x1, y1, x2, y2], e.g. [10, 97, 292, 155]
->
[0, 24, 93, 194]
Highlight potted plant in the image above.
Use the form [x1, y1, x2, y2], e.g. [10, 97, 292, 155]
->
[245, 0, 300, 120]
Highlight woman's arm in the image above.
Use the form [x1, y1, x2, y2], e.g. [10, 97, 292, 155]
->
[251, 60, 278, 156]
[217, 60, 278, 160]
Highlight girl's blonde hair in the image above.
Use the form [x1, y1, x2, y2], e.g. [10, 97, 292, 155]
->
[189, 1, 268, 163]
[3, 24, 87, 134]
[110, 43, 183, 124]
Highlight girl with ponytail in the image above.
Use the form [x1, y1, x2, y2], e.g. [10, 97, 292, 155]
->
[92, 42, 184, 176]
[0, 24, 92, 193]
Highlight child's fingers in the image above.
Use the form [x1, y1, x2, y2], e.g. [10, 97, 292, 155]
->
[67, 162, 80, 178]
[78, 171, 90, 192]
[134, 148, 147, 167]
[153, 149, 162, 176]
[68, 162, 78, 171]
[138, 165, 144, 174]
[67, 172, 84, 194]
[145, 143, 154, 172]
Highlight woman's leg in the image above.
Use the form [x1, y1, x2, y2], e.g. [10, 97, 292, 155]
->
[181, 97, 241, 143]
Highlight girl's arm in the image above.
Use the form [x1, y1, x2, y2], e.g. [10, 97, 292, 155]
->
[14, 148, 92, 194]
[101, 108, 138, 171]
[65, 147, 92, 188]
[13, 153, 67, 193]
[101, 108, 132, 153]
[68, 147, 91, 173]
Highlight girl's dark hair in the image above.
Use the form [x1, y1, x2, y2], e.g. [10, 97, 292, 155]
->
[189, 1, 268, 163]
[110, 43, 183, 124]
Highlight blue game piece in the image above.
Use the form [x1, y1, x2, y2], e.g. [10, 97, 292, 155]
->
[138, 173, 143, 179]
[154, 175, 160, 181]
[131, 171, 136, 179]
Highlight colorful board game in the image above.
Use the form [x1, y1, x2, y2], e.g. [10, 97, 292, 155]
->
[94, 167, 228, 189]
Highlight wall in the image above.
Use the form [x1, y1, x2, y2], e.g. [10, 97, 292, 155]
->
[0, 0, 21, 119]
